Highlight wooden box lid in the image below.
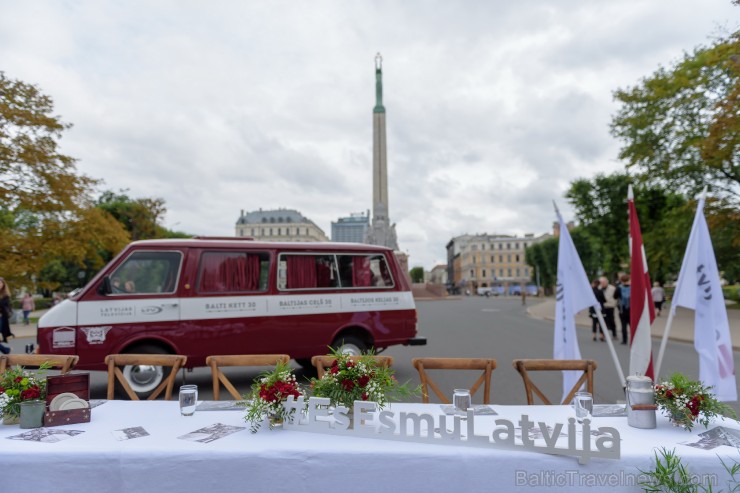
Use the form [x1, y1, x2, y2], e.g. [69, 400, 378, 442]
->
[45, 373, 90, 405]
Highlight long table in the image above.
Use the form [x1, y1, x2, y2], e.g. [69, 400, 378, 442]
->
[1, 401, 738, 493]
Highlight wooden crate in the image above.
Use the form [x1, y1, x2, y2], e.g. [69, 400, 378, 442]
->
[43, 373, 91, 427]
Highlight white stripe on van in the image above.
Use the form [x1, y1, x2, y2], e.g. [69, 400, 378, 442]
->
[67, 292, 415, 326]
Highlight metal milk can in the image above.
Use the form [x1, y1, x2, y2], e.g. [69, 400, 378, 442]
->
[626, 375, 657, 429]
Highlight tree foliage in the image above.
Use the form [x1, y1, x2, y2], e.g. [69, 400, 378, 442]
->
[562, 172, 738, 284]
[97, 190, 171, 241]
[611, 31, 739, 202]
[0, 72, 129, 290]
[409, 266, 425, 283]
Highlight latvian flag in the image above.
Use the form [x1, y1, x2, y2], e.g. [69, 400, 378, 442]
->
[628, 185, 655, 380]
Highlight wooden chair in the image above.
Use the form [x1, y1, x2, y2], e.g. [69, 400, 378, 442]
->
[512, 359, 597, 405]
[311, 355, 394, 378]
[206, 354, 291, 401]
[412, 357, 497, 404]
[0, 354, 79, 375]
[105, 354, 187, 400]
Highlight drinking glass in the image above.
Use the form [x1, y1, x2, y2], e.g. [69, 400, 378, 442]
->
[573, 391, 593, 423]
[179, 385, 198, 416]
[452, 389, 472, 412]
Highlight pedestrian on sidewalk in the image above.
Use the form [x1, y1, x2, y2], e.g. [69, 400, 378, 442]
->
[599, 276, 618, 339]
[0, 277, 14, 343]
[590, 279, 606, 341]
[652, 281, 665, 316]
[21, 292, 35, 325]
[617, 274, 631, 345]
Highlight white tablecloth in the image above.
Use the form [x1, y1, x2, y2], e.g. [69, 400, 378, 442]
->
[1, 401, 738, 493]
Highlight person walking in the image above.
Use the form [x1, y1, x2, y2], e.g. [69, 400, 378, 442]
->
[617, 274, 631, 345]
[590, 279, 606, 341]
[599, 276, 618, 339]
[0, 277, 14, 343]
[652, 281, 666, 316]
[21, 292, 35, 325]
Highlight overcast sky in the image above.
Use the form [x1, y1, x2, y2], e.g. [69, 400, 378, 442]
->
[1, 1, 736, 269]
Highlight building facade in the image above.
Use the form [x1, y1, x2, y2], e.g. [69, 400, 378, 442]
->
[235, 208, 329, 242]
[331, 211, 370, 243]
[446, 232, 551, 293]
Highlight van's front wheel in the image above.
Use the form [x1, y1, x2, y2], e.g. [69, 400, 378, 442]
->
[331, 335, 368, 356]
[119, 344, 173, 399]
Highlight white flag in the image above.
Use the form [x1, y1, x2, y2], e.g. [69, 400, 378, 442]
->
[671, 194, 737, 401]
[553, 204, 598, 403]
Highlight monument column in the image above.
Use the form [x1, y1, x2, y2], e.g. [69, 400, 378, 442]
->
[373, 53, 388, 222]
[366, 53, 399, 251]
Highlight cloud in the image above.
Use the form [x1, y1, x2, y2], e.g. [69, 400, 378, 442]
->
[0, 0, 736, 269]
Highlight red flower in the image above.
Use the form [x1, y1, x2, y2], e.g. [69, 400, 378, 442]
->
[665, 390, 673, 399]
[14, 376, 23, 383]
[358, 375, 370, 388]
[0, 386, 4, 393]
[345, 361, 355, 369]
[687, 396, 702, 417]
[331, 360, 338, 368]
[330, 366, 339, 375]
[341, 379, 355, 391]
[361, 392, 369, 401]
[20, 386, 41, 400]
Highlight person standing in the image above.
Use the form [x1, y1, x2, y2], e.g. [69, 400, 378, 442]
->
[652, 281, 666, 316]
[0, 277, 14, 343]
[21, 292, 35, 325]
[599, 276, 618, 339]
[617, 274, 631, 345]
[590, 279, 606, 341]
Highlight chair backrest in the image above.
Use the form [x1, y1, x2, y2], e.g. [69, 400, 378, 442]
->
[105, 354, 187, 400]
[0, 354, 79, 375]
[512, 359, 597, 405]
[205, 354, 291, 401]
[412, 357, 497, 404]
[311, 355, 394, 378]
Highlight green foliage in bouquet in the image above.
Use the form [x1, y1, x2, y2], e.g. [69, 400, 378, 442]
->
[310, 348, 418, 410]
[654, 373, 736, 432]
[243, 361, 305, 433]
[0, 363, 49, 419]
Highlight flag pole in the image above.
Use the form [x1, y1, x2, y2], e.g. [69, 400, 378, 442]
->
[596, 309, 626, 388]
[654, 309, 676, 380]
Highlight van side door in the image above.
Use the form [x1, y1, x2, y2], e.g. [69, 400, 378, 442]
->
[77, 250, 183, 364]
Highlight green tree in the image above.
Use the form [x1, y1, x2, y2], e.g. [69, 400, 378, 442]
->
[611, 30, 739, 202]
[0, 72, 129, 290]
[564, 172, 740, 284]
[409, 266, 425, 283]
[96, 190, 190, 240]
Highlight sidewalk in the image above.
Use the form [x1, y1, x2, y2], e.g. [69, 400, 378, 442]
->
[6, 309, 49, 339]
[527, 298, 740, 351]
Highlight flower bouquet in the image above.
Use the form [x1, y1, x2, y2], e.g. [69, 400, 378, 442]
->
[0, 364, 49, 424]
[654, 373, 736, 431]
[310, 349, 417, 411]
[243, 361, 305, 433]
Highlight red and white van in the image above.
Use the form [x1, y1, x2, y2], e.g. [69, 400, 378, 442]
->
[37, 238, 425, 396]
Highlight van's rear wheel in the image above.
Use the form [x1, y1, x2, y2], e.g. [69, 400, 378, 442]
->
[119, 344, 173, 399]
[331, 335, 368, 356]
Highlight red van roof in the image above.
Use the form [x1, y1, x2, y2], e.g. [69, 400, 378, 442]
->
[126, 238, 394, 253]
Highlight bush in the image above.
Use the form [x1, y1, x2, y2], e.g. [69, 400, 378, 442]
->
[11, 297, 54, 310]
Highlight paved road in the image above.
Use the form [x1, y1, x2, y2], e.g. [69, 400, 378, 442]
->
[4, 297, 739, 414]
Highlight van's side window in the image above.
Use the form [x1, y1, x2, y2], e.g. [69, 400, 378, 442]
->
[110, 251, 182, 295]
[337, 254, 394, 288]
[197, 251, 270, 293]
[277, 254, 339, 290]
